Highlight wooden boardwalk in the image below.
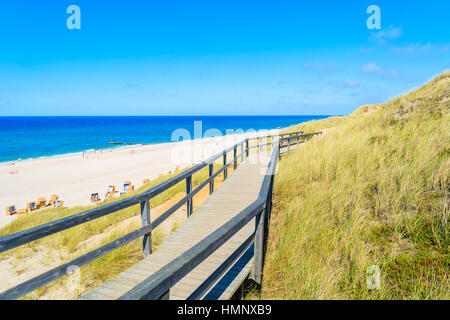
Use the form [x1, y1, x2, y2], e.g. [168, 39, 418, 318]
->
[81, 154, 269, 300]
[0, 131, 320, 300]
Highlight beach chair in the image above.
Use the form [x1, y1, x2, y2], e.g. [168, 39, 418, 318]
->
[124, 181, 132, 193]
[143, 179, 150, 185]
[54, 199, 64, 208]
[17, 209, 27, 217]
[5, 205, 17, 216]
[36, 197, 47, 209]
[106, 185, 116, 199]
[91, 193, 100, 202]
[49, 194, 59, 207]
[26, 201, 37, 213]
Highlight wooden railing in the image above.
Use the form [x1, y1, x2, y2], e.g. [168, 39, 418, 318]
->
[279, 131, 323, 154]
[118, 131, 322, 300]
[0, 130, 320, 300]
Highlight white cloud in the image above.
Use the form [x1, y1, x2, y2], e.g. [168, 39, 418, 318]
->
[369, 25, 403, 45]
[344, 79, 360, 88]
[390, 43, 433, 55]
[362, 62, 381, 73]
[361, 63, 398, 78]
[383, 70, 398, 78]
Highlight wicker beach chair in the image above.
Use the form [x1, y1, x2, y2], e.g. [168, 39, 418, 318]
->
[124, 181, 132, 193]
[5, 205, 17, 216]
[54, 199, 64, 208]
[91, 193, 100, 202]
[106, 185, 116, 199]
[26, 201, 37, 213]
[48, 194, 59, 207]
[36, 197, 47, 209]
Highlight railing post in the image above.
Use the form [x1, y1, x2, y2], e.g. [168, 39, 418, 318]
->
[186, 176, 193, 217]
[287, 137, 291, 152]
[245, 139, 249, 158]
[223, 151, 227, 180]
[265, 175, 274, 225]
[257, 137, 261, 151]
[233, 145, 237, 170]
[241, 143, 244, 162]
[208, 163, 214, 195]
[140, 200, 152, 257]
[278, 139, 282, 159]
[251, 209, 265, 284]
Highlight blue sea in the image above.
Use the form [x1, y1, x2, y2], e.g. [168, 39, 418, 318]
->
[0, 116, 329, 163]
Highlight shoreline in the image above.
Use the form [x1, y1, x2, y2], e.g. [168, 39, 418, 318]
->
[0, 143, 149, 166]
[0, 126, 289, 166]
[0, 129, 281, 228]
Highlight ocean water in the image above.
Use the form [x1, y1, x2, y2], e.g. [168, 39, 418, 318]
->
[0, 116, 329, 163]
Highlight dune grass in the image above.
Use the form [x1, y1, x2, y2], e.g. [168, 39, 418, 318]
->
[252, 71, 449, 300]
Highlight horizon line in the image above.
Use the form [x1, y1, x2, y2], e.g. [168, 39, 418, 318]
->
[0, 114, 339, 117]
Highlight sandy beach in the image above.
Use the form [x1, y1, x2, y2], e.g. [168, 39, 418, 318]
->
[0, 130, 278, 228]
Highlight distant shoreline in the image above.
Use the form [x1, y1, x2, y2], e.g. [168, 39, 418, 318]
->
[1, 128, 273, 166]
[0, 142, 149, 166]
[0, 115, 330, 163]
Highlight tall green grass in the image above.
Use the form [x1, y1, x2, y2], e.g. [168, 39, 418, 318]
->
[253, 71, 449, 300]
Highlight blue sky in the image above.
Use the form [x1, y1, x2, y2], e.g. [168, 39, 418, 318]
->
[0, 0, 449, 116]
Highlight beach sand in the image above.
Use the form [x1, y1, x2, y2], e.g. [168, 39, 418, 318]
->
[0, 130, 278, 228]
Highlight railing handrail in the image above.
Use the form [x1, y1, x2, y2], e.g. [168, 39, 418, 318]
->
[0, 140, 250, 253]
[279, 131, 322, 141]
[119, 198, 266, 300]
[0, 129, 321, 300]
[0, 131, 314, 253]
[247, 130, 304, 141]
